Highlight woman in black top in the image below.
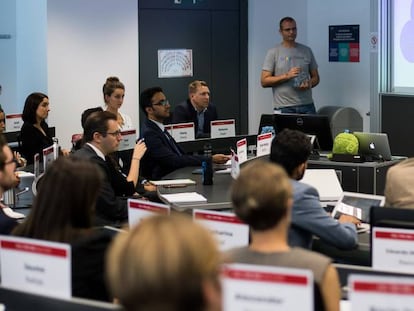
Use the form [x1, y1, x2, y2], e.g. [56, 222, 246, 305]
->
[12, 157, 115, 301]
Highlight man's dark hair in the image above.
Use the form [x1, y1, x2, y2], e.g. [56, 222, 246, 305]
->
[279, 16, 295, 29]
[83, 111, 117, 142]
[139, 87, 163, 116]
[270, 129, 312, 176]
[81, 107, 104, 129]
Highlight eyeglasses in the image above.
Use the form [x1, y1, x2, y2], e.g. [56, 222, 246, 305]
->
[105, 130, 122, 137]
[5, 157, 18, 166]
[282, 27, 297, 32]
[152, 99, 169, 107]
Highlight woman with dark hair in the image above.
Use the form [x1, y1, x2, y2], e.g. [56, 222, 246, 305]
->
[20, 92, 69, 164]
[12, 157, 115, 302]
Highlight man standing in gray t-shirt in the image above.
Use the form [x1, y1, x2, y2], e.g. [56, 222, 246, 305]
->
[261, 16, 320, 114]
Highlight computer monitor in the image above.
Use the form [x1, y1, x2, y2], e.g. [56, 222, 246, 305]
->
[353, 132, 392, 161]
[273, 113, 334, 151]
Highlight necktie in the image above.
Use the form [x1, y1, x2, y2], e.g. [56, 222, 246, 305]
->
[164, 129, 182, 156]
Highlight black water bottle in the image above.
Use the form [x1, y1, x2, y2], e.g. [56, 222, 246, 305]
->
[202, 158, 213, 185]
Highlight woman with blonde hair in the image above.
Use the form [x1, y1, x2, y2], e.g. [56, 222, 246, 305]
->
[106, 215, 222, 311]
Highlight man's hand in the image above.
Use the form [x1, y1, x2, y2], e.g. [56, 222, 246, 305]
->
[338, 214, 361, 226]
[212, 154, 231, 164]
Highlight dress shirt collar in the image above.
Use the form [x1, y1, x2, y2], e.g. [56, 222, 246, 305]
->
[86, 143, 106, 161]
[149, 119, 165, 132]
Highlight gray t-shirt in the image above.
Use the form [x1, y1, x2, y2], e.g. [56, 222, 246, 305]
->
[263, 43, 318, 109]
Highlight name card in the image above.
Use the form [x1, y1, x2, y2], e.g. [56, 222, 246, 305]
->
[256, 132, 273, 157]
[5, 114, 23, 132]
[236, 138, 247, 164]
[372, 227, 414, 273]
[0, 236, 71, 299]
[170, 122, 195, 142]
[210, 119, 235, 138]
[193, 209, 249, 251]
[34, 153, 40, 178]
[222, 263, 313, 311]
[230, 149, 240, 179]
[118, 129, 137, 151]
[43, 144, 58, 171]
[128, 199, 170, 227]
[349, 274, 414, 311]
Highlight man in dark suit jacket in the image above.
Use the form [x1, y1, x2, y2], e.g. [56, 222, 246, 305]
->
[171, 80, 218, 138]
[73, 111, 146, 225]
[139, 87, 229, 180]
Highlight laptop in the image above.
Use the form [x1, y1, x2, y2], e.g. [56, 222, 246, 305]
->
[302, 169, 342, 202]
[331, 191, 385, 224]
[353, 132, 392, 161]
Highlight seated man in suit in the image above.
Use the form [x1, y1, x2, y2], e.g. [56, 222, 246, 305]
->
[172, 80, 218, 138]
[73, 111, 146, 225]
[139, 86, 229, 180]
[270, 128, 360, 250]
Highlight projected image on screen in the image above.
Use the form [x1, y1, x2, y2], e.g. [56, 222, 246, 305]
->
[393, 0, 414, 92]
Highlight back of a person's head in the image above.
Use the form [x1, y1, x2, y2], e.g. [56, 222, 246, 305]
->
[231, 161, 292, 231]
[385, 158, 414, 208]
[107, 215, 221, 311]
[81, 107, 104, 129]
[83, 111, 116, 142]
[12, 157, 103, 242]
[270, 128, 312, 176]
[139, 86, 163, 115]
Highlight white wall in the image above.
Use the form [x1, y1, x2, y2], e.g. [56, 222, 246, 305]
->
[47, 0, 138, 149]
[248, 0, 375, 134]
[0, 0, 47, 116]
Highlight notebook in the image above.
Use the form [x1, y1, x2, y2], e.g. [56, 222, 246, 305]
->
[353, 132, 392, 161]
[331, 191, 385, 224]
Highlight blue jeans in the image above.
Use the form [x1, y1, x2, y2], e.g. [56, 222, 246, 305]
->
[275, 103, 316, 114]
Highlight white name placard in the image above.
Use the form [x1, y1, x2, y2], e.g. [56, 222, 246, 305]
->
[128, 199, 170, 227]
[43, 144, 58, 172]
[256, 132, 273, 157]
[0, 236, 71, 299]
[118, 129, 137, 151]
[372, 227, 414, 273]
[236, 138, 247, 164]
[170, 122, 195, 142]
[349, 274, 414, 311]
[193, 209, 248, 251]
[222, 263, 313, 311]
[210, 119, 235, 138]
[5, 114, 23, 132]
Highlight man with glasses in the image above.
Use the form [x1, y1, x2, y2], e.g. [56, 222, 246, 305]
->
[0, 134, 21, 233]
[139, 87, 229, 180]
[261, 16, 320, 114]
[172, 80, 218, 138]
[73, 111, 147, 225]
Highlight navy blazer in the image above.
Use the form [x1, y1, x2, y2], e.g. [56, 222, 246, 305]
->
[73, 144, 131, 225]
[140, 118, 207, 180]
[171, 99, 218, 138]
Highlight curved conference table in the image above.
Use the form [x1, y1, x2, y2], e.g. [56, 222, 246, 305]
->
[159, 158, 371, 266]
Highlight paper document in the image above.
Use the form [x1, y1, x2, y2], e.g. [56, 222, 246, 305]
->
[160, 192, 207, 204]
[150, 179, 196, 186]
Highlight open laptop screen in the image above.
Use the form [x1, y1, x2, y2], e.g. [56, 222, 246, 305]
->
[353, 132, 392, 161]
[331, 191, 385, 223]
[273, 113, 333, 151]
